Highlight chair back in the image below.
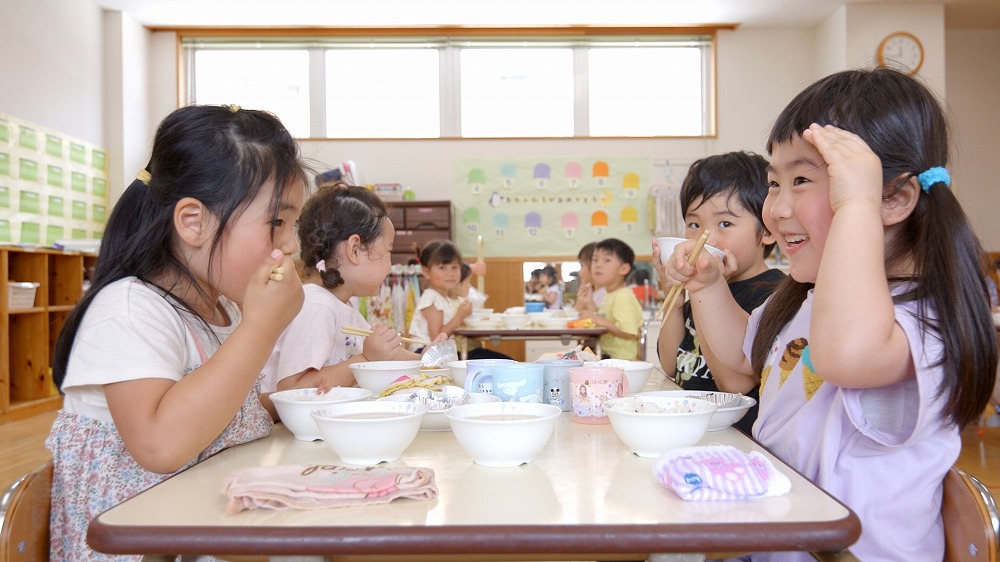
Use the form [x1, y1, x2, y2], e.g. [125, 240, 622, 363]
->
[0, 461, 53, 562]
[943, 466, 999, 562]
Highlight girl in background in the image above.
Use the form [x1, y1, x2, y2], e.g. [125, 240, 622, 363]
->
[408, 240, 473, 351]
[539, 264, 563, 310]
[262, 185, 424, 394]
[46, 105, 308, 560]
[664, 68, 997, 560]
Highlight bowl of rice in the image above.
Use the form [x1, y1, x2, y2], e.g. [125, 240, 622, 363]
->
[602, 395, 717, 458]
[271, 387, 373, 441]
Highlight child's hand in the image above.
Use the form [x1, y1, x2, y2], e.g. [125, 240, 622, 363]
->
[664, 239, 724, 294]
[361, 323, 404, 360]
[243, 249, 304, 338]
[454, 299, 473, 321]
[802, 123, 883, 214]
[651, 239, 668, 287]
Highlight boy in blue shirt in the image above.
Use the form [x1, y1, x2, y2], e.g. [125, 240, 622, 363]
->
[581, 238, 644, 361]
[653, 151, 784, 434]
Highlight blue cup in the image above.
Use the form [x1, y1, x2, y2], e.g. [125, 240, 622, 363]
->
[463, 359, 515, 394]
[468, 361, 544, 403]
[525, 302, 546, 313]
[536, 358, 583, 411]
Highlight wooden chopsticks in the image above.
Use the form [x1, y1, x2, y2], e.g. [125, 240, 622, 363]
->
[342, 326, 430, 347]
[655, 230, 711, 322]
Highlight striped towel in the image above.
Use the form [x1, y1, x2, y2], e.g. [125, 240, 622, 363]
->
[652, 445, 791, 501]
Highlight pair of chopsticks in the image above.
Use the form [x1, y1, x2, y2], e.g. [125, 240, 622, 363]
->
[655, 230, 711, 322]
[342, 326, 430, 347]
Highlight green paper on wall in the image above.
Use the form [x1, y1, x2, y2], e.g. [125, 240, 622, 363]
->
[93, 203, 107, 223]
[21, 221, 40, 244]
[0, 119, 8, 144]
[72, 200, 87, 220]
[46, 224, 64, 245]
[47, 164, 65, 188]
[48, 195, 65, 217]
[92, 149, 106, 171]
[19, 190, 40, 213]
[72, 228, 87, 240]
[71, 171, 87, 192]
[0, 152, 10, 176]
[0, 185, 8, 208]
[19, 158, 38, 182]
[19, 125, 37, 150]
[92, 177, 106, 197]
[70, 142, 86, 164]
[46, 134, 63, 157]
[0, 219, 10, 242]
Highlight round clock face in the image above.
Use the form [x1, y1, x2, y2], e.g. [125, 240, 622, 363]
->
[878, 32, 924, 75]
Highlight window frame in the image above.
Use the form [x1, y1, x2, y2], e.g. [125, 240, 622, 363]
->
[176, 26, 723, 139]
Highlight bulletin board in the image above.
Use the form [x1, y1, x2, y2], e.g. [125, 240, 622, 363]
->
[453, 157, 651, 258]
[0, 113, 109, 245]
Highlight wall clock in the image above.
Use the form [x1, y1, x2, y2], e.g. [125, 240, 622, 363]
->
[877, 32, 924, 76]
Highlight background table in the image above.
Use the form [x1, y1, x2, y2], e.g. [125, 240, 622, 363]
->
[89, 392, 860, 561]
[453, 327, 608, 359]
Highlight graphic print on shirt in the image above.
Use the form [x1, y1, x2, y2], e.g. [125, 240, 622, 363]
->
[675, 316, 709, 385]
[800, 344, 823, 400]
[778, 337, 808, 388]
[761, 336, 824, 402]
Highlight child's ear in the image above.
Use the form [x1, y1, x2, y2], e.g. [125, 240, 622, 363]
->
[340, 234, 363, 265]
[882, 175, 921, 227]
[759, 227, 776, 248]
[174, 197, 211, 248]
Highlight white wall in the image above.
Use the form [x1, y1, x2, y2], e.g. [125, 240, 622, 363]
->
[0, 0, 104, 144]
[946, 29, 1000, 249]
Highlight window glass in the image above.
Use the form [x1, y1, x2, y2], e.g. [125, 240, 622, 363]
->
[588, 47, 705, 136]
[325, 49, 440, 138]
[193, 50, 310, 137]
[460, 48, 574, 138]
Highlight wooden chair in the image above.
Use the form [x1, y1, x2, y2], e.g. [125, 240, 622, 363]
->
[943, 466, 999, 562]
[0, 461, 53, 562]
[812, 466, 998, 562]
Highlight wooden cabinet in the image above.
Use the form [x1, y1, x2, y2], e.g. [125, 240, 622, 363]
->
[1, 246, 96, 424]
[386, 201, 452, 264]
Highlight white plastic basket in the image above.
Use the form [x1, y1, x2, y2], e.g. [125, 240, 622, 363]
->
[8, 282, 40, 310]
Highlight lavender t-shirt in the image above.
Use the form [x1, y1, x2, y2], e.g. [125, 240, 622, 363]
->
[744, 289, 956, 561]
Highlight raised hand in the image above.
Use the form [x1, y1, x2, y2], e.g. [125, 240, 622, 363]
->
[801, 123, 883, 214]
[242, 249, 304, 340]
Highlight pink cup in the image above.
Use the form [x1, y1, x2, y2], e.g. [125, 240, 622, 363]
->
[569, 366, 628, 424]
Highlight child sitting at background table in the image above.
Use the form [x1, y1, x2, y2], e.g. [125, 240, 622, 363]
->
[539, 264, 563, 310]
[408, 240, 474, 351]
[580, 238, 643, 360]
[450, 261, 513, 360]
[664, 68, 997, 561]
[652, 151, 785, 434]
[574, 241, 605, 313]
[262, 184, 425, 394]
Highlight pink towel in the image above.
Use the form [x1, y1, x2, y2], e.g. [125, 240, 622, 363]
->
[223, 464, 438, 514]
[652, 445, 791, 501]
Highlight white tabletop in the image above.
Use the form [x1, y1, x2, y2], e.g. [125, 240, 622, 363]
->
[89, 375, 859, 560]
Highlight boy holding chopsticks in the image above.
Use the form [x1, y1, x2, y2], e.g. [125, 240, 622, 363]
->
[651, 152, 784, 434]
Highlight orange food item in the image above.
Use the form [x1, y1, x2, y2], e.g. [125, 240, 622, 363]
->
[568, 318, 596, 329]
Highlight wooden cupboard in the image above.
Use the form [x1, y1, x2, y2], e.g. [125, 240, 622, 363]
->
[386, 201, 452, 265]
[1, 246, 96, 424]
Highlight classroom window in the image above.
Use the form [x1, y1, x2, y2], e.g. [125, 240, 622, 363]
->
[182, 31, 715, 139]
[190, 49, 311, 138]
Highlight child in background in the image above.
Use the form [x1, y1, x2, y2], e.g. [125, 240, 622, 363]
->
[581, 238, 643, 360]
[664, 68, 997, 560]
[451, 262, 513, 360]
[262, 185, 423, 394]
[574, 241, 605, 313]
[539, 265, 563, 310]
[652, 151, 784, 434]
[408, 240, 473, 351]
[46, 105, 308, 560]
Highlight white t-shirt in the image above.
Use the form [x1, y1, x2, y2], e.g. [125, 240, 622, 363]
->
[261, 283, 368, 392]
[408, 288, 451, 351]
[61, 277, 241, 423]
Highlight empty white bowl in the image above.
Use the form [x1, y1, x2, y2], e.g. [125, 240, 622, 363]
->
[464, 318, 502, 330]
[500, 313, 530, 330]
[594, 359, 656, 394]
[270, 387, 373, 441]
[602, 396, 717, 458]
[638, 390, 756, 431]
[349, 360, 423, 396]
[527, 311, 555, 323]
[379, 389, 501, 431]
[537, 317, 570, 330]
[448, 360, 469, 387]
[445, 402, 561, 467]
[656, 236, 725, 264]
[310, 401, 427, 464]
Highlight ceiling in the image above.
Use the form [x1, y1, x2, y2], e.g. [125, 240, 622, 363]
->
[91, 0, 1000, 30]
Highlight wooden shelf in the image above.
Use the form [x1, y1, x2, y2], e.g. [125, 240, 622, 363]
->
[1, 246, 97, 424]
[385, 200, 452, 264]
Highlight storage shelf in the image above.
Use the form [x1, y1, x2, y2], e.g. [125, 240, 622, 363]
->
[1, 246, 96, 424]
[386, 200, 452, 265]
